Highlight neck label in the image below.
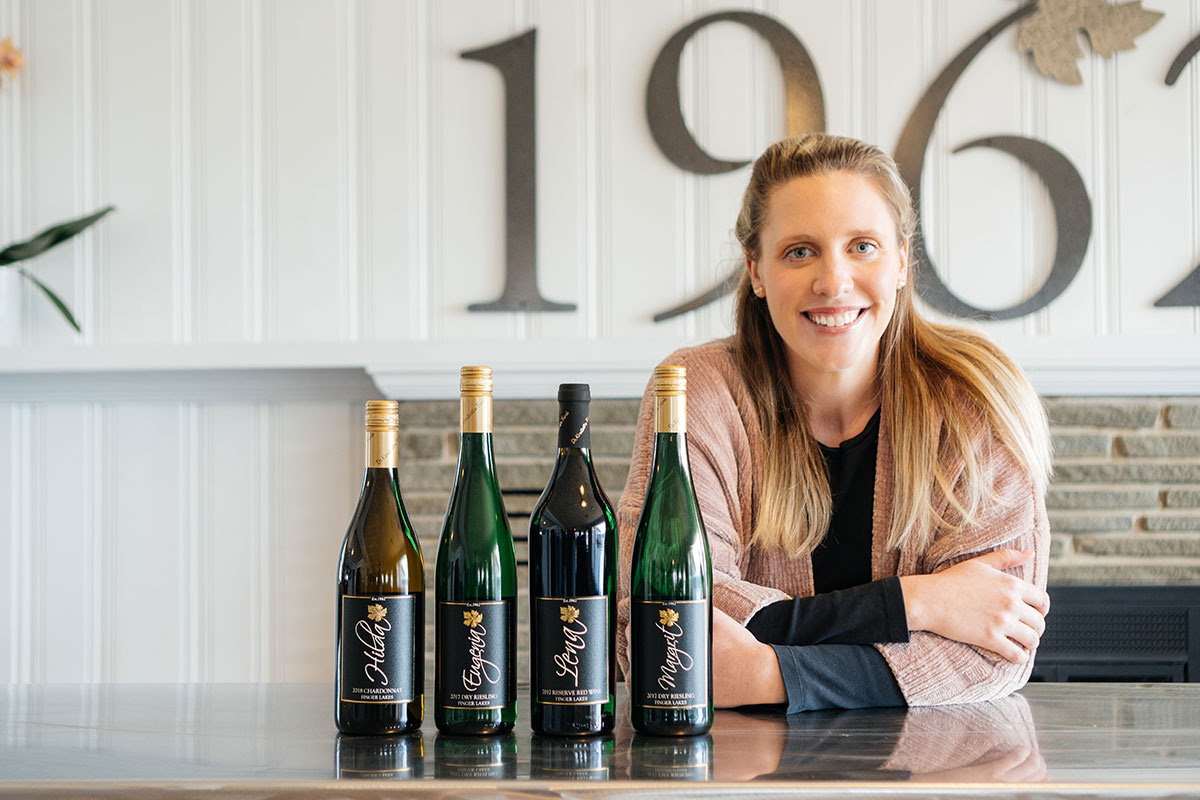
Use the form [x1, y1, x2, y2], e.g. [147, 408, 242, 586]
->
[366, 430, 399, 468]
[655, 396, 685, 433]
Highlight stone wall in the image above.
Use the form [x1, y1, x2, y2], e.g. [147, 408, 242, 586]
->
[396, 396, 1200, 680]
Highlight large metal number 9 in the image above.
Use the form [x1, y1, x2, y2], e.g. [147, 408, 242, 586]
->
[894, 5, 1093, 320]
[647, 11, 825, 321]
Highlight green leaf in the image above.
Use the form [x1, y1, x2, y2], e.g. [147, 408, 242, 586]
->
[16, 267, 81, 333]
[0, 206, 116, 266]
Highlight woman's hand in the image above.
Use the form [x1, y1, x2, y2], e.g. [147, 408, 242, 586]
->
[899, 549, 1049, 664]
[713, 606, 787, 707]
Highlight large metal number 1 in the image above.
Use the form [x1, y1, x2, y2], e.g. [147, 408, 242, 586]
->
[462, 29, 575, 312]
[1156, 32, 1200, 308]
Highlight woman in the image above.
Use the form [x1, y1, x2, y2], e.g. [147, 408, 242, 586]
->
[616, 134, 1052, 712]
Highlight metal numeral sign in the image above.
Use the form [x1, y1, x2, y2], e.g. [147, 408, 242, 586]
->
[460, 6, 1200, 319]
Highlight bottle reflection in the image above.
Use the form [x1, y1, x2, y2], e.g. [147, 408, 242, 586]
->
[335, 731, 424, 779]
[628, 732, 712, 780]
[529, 734, 613, 780]
[433, 733, 518, 779]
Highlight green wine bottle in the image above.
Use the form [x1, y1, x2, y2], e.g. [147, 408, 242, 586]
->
[434, 366, 517, 735]
[336, 400, 425, 735]
[628, 365, 713, 736]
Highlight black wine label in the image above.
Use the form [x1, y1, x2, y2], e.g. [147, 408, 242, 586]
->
[631, 599, 708, 709]
[339, 594, 416, 704]
[534, 596, 608, 705]
[438, 600, 511, 709]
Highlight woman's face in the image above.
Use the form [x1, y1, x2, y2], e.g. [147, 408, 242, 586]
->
[747, 170, 908, 393]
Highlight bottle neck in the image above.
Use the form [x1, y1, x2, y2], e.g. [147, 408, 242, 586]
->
[557, 400, 591, 450]
[461, 394, 493, 434]
[365, 429, 399, 469]
[655, 394, 685, 434]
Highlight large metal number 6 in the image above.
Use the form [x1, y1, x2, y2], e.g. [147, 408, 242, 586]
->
[648, 11, 825, 321]
[894, 5, 1093, 320]
[1156, 32, 1200, 307]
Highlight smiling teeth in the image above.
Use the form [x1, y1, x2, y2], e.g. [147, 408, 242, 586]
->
[808, 310, 859, 328]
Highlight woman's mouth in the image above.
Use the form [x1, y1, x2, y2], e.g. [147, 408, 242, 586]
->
[804, 308, 865, 329]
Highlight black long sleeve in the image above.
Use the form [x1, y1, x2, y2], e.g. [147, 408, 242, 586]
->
[746, 577, 909, 646]
[771, 643, 907, 714]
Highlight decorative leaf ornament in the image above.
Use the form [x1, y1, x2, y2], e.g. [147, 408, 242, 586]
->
[559, 606, 580, 624]
[1018, 0, 1163, 84]
[463, 609, 483, 628]
[366, 604, 387, 622]
[658, 609, 680, 628]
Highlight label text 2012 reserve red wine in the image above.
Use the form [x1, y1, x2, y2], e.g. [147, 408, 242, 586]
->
[435, 367, 517, 735]
[629, 366, 713, 736]
[335, 400, 425, 735]
[529, 383, 617, 736]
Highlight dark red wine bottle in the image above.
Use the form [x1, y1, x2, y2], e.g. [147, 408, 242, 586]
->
[529, 383, 617, 736]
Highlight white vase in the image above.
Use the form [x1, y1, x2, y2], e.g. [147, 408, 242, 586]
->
[0, 268, 22, 346]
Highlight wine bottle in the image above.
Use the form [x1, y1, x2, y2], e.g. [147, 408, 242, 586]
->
[529, 383, 617, 736]
[335, 400, 425, 735]
[628, 365, 713, 736]
[434, 366, 517, 735]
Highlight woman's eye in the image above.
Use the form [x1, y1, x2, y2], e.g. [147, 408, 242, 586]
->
[785, 246, 812, 259]
[852, 241, 877, 255]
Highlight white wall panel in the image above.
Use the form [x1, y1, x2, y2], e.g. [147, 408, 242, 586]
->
[1117, 0, 1197, 335]
[268, 0, 343, 343]
[196, 0, 252, 344]
[25, 0, 82, 347]
[99, 0, 175, 345]
[202, 404, 264, 681]
[272, 402, 357, 682]
[107, 404, 182, 680]
[1, 405, 23, 684]
[361, 0, 416, 343]
[36, 405, 91, 682]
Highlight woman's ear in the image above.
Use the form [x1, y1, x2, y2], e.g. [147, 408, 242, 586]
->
[746, 256, 764, 297]
[898, 240, 910, 286]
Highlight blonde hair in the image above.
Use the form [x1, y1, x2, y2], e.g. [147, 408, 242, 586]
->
[733, 134, 1051, 557]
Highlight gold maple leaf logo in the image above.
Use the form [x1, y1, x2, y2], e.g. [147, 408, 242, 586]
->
[463, 609, 483, 628]
[659, 608, 680, 628]
[560, 605, 580, 624]
[366, 604, 387, 622]
[1018, 0, 1163, 85]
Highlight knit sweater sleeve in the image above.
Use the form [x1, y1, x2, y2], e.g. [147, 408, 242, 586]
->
[616, 343, 790, 679]
[874, 434, 1050, 707]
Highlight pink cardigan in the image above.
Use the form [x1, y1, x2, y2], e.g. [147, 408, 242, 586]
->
[616, 338, 1049, 707]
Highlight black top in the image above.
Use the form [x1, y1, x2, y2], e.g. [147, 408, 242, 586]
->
[745, 408, 908, 713]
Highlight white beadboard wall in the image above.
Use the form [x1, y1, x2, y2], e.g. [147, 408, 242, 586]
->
[1, 0, 1199, 683]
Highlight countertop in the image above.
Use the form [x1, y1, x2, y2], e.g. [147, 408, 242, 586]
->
[3, 682, 1200, 798]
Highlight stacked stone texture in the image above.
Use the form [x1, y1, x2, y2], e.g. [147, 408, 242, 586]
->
[395, 396, 1200, 679]
[1045, 398, 1200, 583]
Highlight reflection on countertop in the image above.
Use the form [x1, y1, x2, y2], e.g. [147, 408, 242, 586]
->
[3, 682, 1200, 797]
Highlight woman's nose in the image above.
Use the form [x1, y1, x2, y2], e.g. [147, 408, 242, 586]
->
[812, 255, 853, 297]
